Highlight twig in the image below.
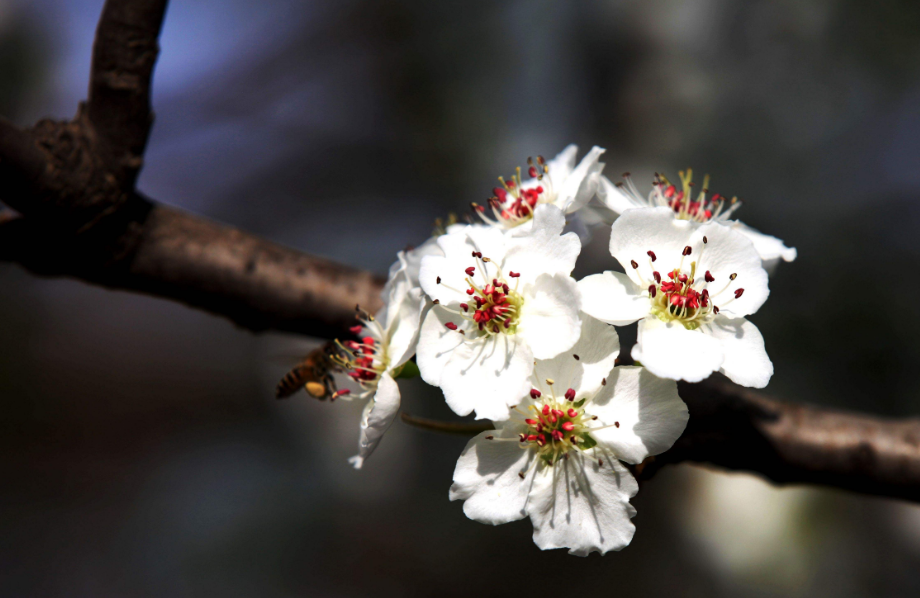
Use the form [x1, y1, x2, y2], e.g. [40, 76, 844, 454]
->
[400, 413, 494, 436]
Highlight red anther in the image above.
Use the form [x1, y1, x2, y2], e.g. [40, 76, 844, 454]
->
[536, 435, 546, 446]
[549, 414, 557, 424]
[478, 322, 484, 330]
[703, 235, 708, 244]
[502, 283, 509, 293]
[713, 305, 720, 314]
[509, 271, 520, 278]
[711, 194, 721, 201]
[562, 422, 575, 432]
[683, 246, 692, 256]
[519, 434, 527, 442]
[649, 285, 657, 298]
[492, 293, 506, 303]
[542, 404, 551, 416]
[647, 250, 657, 262]
[527, 434, 538, 442]
[630, 260, 639, 269]
[668, 271, 677, 279]
[530, 389, 542, 399]
[525, 419, 538, 426]
[664, 185, 676, 198]
[436, 276, 441, 284]
[678, 274, 688, 283]
[553, 409, 565, 417]
[705, 270, 714, 282]
[493, 187, 507, 202]
[567, 408, 578, 418]
[536, 424, 543, 433]
[465, 267, 476, 276]
[460, 303, 469, 311]
[349, 325, 363, 334]
[670, 295, 685, 307]
[734, 288, 745, 298]
[506, 180, 516, 189]
[472, 251, 482, 258]
[465, 288, 475, 295]
[536, 186, 543, 193]
[552, 430, 564, 441]
[492, 278, 499, 287]
[570, 436, 578, 444]
[504, 319, 511, 328]
[653, 271, 661, 283]
[564, 388, 576, 401]
[362, 336, 375, 346]
[529, 166, 538, 178]
[474, 297, 483, 306]
[483, 284, 494, 295]
[445, 322, 458, 330]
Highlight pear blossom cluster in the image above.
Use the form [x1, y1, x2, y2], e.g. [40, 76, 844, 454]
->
[321, 146, 795, 555]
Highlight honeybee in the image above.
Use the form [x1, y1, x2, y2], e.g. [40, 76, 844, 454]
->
[275, 342, 338, 400]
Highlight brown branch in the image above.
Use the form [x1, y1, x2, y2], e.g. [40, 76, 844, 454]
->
[0, 0, 917, 503]
[400, 413, 494, 436]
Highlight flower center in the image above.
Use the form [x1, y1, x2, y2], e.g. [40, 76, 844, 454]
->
[518, 385, 599, 465]
[617, 169, 742, 223]
[634, 242, 744, 330]
[442, 253, 524, 336]
[471, 155, 557, 228]
[331, 311, 389, 399]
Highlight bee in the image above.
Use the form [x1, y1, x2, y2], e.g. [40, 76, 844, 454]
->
[275, 342, 338, 400]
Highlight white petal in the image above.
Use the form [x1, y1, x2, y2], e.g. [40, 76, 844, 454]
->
[419, 226, 507, 305]
[348, 373, 401, 469]
[586, 366, 688, 464]
[439, 333, 534, 420]
[556, 146, 606, 214]
[387, 235, 443, 291]
[544, 144, 579, 182]
[503, 204, 581, 285]
[449, 425, 537, 525]
[609, 207, 696, 287]
[416, 304, 467, 388]
[693, 222, 769, 317]
[597, 175, 645, 215]
[577, 271, 650, 326]
[531, 314, 620, 398]
[385, 287, 425, 368]
[631, 317, 724, 383]
[733, 221, 797, 263]
[706, 315, 774, 388]
[527, 455, 638, 556]
[517, 274, 582, 360]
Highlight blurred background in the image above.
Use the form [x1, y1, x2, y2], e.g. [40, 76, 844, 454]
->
[1, 0, 920, 595]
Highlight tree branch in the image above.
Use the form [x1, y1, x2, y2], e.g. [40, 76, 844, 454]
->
[0, 0, 917, 503]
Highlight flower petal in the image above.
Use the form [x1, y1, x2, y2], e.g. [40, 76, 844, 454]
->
[518, 274, 582, 360]
[706, 315, 774, 388]
[556, 145, 605, 214]
[609, 207, 697, 287]
[439, 333, 534, 420]
[416, 304, 468, 388]
[597, 174, 644, 215]
[386, 287, 425, 368]
[631, 317, 724, 383]
[530, 314, 620, 398]
[527, 455, 638, 556]
[450, 427, 538, 525]
[586, 366, 688, 464]
[732, 221, 797, 263]
[578, 271, 650, 326]
[503, 204, 581, 285]
[348, 373, 401, 469]
[692, 221, 769, 317]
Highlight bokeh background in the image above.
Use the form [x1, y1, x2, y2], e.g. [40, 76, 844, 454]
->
[1, 0, 920, 596]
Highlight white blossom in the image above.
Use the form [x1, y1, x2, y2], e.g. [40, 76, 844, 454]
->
[416, 204, 583, 420]
[579, 206, 773, 387]
[450, 316, 688, 556]
[333, 256, 425, 469]
[598, 169, 796, 264]
[474, 145, 605, 233]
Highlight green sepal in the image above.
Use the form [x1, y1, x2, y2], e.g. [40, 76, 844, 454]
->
[573, 398, 586, 408]
[579, 434, 598, 450]
[392, 360, 420, 380]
